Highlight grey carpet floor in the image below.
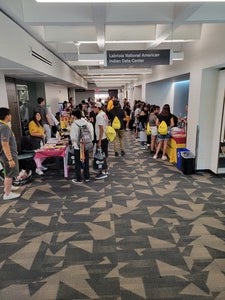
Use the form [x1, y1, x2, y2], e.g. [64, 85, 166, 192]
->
[0, 131, 225, 299]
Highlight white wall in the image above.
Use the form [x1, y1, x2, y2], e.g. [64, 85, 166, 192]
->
[145, 80, 174, 110]
[196, 69, 218, 169]
[143, 23, 225, 171]
[75, 90, 95, 105]
[45, 83, 68, 115]
[0, 11, 87, 89]
[133, 85, 142, 101]
[0, 72, 8, 107]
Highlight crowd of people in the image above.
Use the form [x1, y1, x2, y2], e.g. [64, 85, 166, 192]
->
[0, 95, 186, 200]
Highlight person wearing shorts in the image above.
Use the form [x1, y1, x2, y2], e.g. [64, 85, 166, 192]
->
[153, 104, 174, 161]
[0, 107, 20, 200]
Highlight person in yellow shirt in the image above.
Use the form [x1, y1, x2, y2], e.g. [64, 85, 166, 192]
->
[106, 97, 114, 112]
[28, 112, 46, 149]
[28, 112, 48, 175]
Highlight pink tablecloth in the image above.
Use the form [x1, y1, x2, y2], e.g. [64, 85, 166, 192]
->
[35, 147, 67, 159]
[34, 146, 69, 177]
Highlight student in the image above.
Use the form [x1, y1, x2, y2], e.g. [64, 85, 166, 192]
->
[154, 104, 174, 161]
[93, 102, 109, 179]
[35, 97, 52, 141]
[70, 109, 94, 183]
[108, 100, 126, 157]
[0, 107, 21, 200]
[28, 111, 48, 175]
[28, 111, 46, 150]
[149, 105, 158, 153]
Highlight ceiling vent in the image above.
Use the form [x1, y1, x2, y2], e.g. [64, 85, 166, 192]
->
[31, 50, 52, 66]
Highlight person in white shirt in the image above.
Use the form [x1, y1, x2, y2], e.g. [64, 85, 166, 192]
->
[93, 102, 109, 180]
[70, 109, 94, 183]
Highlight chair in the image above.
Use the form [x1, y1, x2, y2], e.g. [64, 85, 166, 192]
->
[18, 135, 35, 170]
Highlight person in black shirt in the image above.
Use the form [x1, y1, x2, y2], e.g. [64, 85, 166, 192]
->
[153, 104, 174, 161]
[108, 100, 126, 157]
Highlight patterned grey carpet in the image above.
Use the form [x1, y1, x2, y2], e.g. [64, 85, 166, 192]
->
[0, 131, 225, 300]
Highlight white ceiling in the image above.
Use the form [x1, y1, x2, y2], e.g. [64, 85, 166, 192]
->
[0, 0, 225, 89]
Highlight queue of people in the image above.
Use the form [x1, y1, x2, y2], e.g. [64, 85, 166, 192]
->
[1, 95, 186, 201]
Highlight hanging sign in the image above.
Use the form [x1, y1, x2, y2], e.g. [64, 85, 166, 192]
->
[107, 49, 170, 67]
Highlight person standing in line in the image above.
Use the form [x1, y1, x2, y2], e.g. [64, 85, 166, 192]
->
[0, 107, 21, 200]
[149, 105, 158, 154]
[35, 97, 52, 141]
[124, 102, 131, 131]
[154, 104, 174, 160]
[70, 109, 94, 183]
[93, 102, 109, 179]
[106, 96, 114, 112]
[108, 100, 126, 157]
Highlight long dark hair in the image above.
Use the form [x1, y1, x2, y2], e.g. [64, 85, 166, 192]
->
[160, 104, 171, 116]
[31, 111, 42, 127]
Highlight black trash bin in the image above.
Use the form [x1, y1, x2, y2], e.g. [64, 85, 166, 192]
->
[181, 151, 195, 175]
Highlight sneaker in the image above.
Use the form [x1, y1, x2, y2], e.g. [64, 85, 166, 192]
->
[11, 185, 20, 191]
[3, 192, 21, 200]
[162, 155, 167, 161]
[35, 168, 44, 175]
[115, 152, 119, 157]
[153, 154, 158, 159]
[102, 170, 110, 175]
[95, 173, 108, 180]
[121, 150, 125, 156]
[40, 166, 48, 171]
[84, 179, 90, 182]
[72, 179, 83, 183]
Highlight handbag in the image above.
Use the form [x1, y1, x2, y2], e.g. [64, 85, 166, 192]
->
[93, 147, 106, 170]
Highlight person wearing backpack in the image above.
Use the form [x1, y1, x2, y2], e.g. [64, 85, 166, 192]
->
[153, 104, 174, 160]
[70, 109, 94, 183]
[108, 100, 126, 157]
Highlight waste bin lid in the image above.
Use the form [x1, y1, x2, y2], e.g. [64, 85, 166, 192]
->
[181, 151, 195, 158]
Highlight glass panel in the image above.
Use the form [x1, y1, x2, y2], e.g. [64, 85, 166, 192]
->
[16, 84, 29, 135]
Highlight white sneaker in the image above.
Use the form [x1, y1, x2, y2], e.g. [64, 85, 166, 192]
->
[40, 166, 48, 171]
[11, 185, 20, 191]
[35, 168, 44, 175]
[162, 155, 167, 161]
[153, 154, 158, 159]
[3, 192, 21, 200]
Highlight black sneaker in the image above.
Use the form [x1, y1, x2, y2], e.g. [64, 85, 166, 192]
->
[95, 173, 108, 180]
[115, 152, 119, 157]
[121, 150, 125, 156]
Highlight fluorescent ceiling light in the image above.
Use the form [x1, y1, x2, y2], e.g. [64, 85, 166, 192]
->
[77, 39, 195, 45]
[86, 68, 152, 75]
[78, 59, 104, 62]
[36, 0, 225, 3]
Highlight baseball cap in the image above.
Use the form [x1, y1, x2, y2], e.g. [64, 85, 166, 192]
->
[94, 102, 102, 108]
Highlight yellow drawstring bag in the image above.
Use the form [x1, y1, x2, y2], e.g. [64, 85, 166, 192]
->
[106, 126, 116, 142]
[112, 116, 121, 129]
[146, 122, 151, 135]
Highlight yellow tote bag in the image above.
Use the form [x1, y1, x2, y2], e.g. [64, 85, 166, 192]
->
[146, 122, 151, 135]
